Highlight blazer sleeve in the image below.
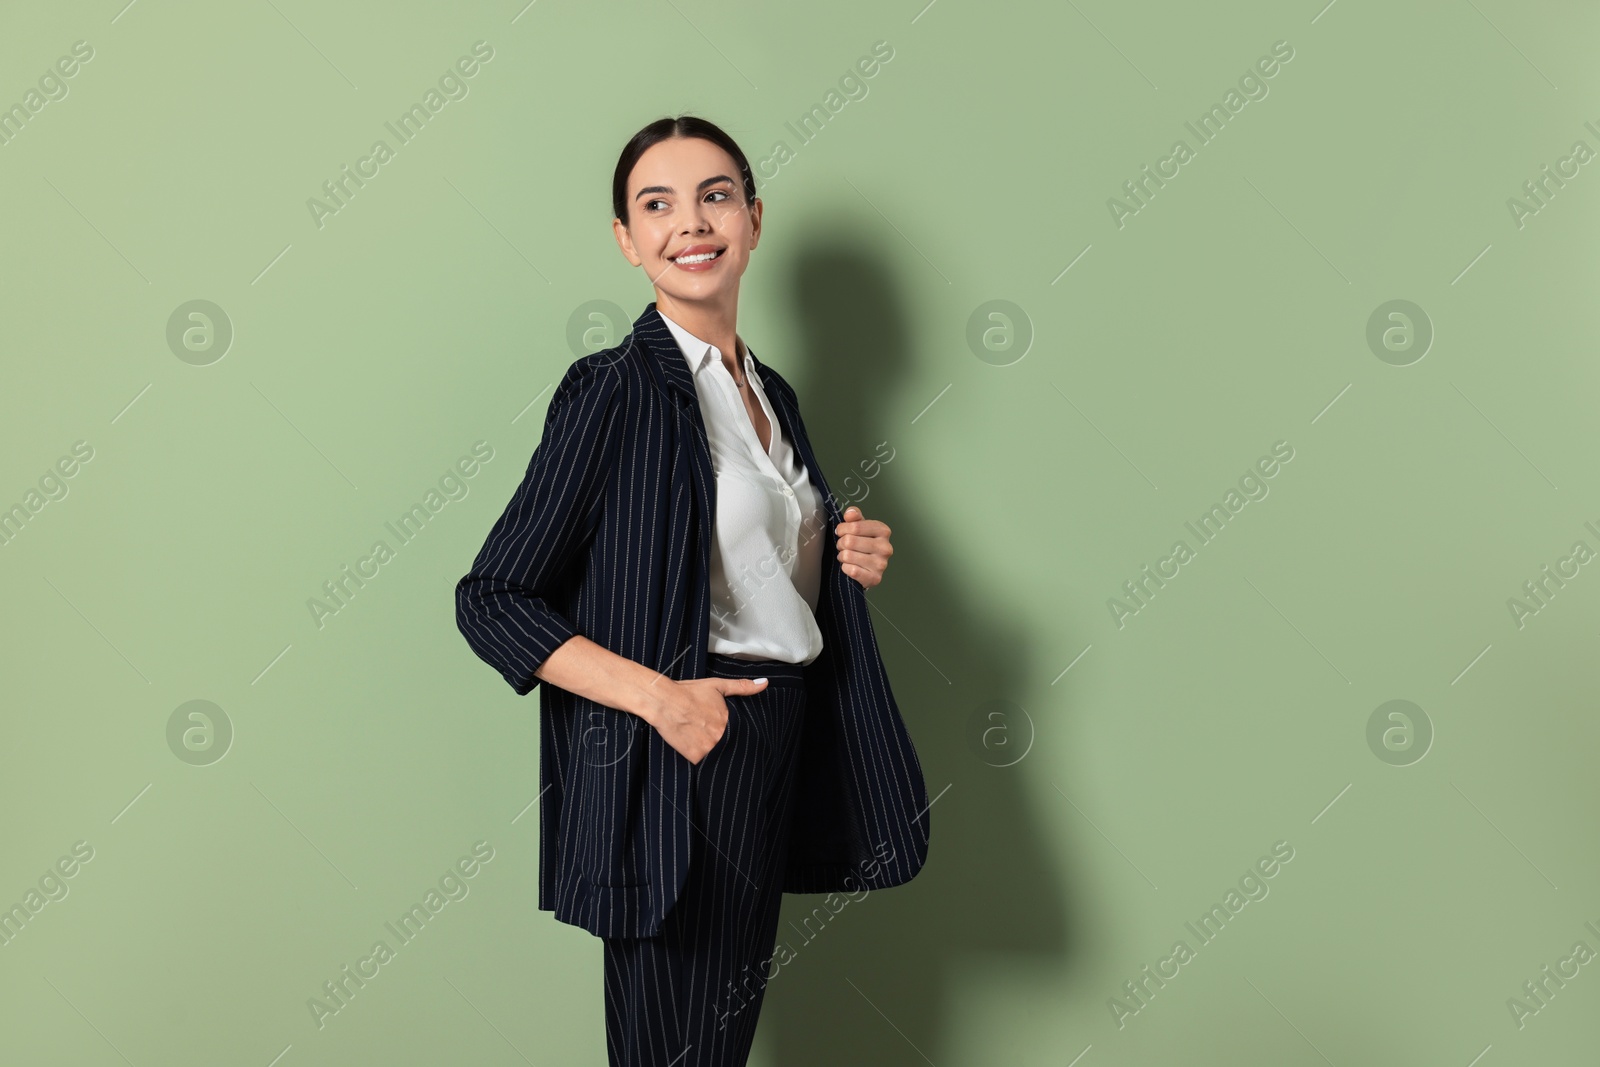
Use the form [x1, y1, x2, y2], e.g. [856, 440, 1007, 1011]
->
[454, 358, 622, 695]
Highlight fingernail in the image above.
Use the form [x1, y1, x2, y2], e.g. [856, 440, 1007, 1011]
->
[755, 677, 767, 684]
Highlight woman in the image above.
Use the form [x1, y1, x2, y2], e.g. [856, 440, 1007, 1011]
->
[455, 115, 930, 1067]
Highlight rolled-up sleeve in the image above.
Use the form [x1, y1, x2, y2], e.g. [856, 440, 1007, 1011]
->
[455, 358, 622, 695]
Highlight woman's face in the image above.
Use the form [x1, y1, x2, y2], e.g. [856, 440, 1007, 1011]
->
[613, 136, 760, 308]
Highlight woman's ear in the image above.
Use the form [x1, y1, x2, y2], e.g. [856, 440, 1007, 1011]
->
[612, 217, 642, 267]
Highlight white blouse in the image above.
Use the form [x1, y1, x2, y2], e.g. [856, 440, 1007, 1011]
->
[658, 311, 826, 666]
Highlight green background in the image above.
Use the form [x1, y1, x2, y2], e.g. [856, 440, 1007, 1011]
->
[3, 0, 1598, 1063]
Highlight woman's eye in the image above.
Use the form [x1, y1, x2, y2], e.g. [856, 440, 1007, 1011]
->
[644, 189, 730, 212]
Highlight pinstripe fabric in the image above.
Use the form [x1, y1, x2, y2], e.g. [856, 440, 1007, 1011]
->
[455, 301, 930, 940]
[602, 653, 806, 1067]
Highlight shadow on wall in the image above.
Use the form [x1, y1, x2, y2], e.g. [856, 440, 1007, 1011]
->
[755, 229, 1079, 1065]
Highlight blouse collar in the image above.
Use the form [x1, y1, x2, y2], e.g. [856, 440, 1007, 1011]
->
[656, 310, 756, 378]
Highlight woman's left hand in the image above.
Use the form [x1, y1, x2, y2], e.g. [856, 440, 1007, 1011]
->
[835, 505, 892, 589]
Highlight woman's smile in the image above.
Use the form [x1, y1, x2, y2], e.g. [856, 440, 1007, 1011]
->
[669, 245, 726, 270]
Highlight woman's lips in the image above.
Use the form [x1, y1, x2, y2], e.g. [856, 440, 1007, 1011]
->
[671, 248, 725, 271]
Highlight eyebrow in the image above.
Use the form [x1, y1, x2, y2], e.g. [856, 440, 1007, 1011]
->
[633, 174, 736, 202]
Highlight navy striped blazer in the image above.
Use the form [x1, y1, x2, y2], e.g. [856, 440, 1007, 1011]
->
[455, 302, 931, 939]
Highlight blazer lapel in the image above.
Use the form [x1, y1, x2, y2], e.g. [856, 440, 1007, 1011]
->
[630, 302, 701, 410]
[628, 303, 717, 676]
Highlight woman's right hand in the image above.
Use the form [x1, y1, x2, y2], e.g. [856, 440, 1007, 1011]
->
[649, 677, 769, 764]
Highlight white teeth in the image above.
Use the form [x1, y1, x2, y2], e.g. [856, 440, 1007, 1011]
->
[674, 250, 721, 264]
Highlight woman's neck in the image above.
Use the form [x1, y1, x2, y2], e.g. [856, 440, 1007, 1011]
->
[656, 294, 741, 363]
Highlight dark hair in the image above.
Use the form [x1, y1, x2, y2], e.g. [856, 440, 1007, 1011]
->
[611, 115, 757, 226]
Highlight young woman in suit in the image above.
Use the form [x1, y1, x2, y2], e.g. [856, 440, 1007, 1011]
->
[455, 115, 929, 1067]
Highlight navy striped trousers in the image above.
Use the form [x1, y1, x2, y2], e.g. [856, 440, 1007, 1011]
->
[602, 653, 807, 1067]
